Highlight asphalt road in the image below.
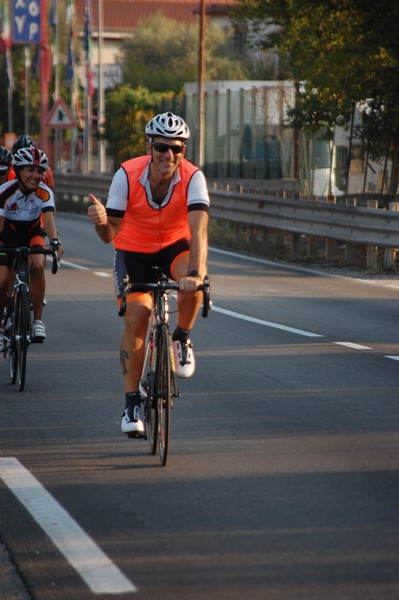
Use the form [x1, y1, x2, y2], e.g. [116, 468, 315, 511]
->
[1, 213, 399, 600]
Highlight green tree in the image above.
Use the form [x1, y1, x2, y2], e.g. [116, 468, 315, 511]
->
[120, 13, 249, 94]
[104, 85, 181, 165]
[236, 0, 399, 192]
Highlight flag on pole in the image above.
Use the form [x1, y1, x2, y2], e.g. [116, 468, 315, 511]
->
[65, 0, 75, 85]
[0, 0, 13, 90]
[50, 0, 57, 70]
[84, 0, 94, 97]
[0, 0, 11, 51]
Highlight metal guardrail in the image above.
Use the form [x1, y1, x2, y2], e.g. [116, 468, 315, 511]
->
[54, 173, 399, 249]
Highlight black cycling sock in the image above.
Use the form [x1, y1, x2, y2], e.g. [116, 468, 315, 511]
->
[125, 391, 141, 408]
[172, 326, 190, 343]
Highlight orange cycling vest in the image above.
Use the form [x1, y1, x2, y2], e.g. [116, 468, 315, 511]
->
[114, 155, 199, 253]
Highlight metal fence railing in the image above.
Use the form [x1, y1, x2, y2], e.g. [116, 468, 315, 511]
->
[54, 173, 399, 269]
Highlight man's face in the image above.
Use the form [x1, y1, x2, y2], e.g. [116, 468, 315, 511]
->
[147, 136, 186, 177]
[19, 165, 44, 191]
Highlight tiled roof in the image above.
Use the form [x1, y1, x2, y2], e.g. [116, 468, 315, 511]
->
[74, 0, 238, 31]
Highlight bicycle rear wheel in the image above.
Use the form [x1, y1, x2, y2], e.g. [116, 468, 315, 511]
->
[156, 323, 172, 466]
[16, 287, 30, 391]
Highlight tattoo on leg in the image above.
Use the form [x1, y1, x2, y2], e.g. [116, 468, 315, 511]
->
[120, 349, 129, 375]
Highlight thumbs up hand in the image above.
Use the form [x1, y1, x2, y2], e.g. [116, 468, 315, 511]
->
[88, 194, 107, 226]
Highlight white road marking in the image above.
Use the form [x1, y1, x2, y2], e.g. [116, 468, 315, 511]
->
[334, 342, 373, 350]
[0, 457, 137, 595]
[57, 260, 110, 278]
[59, 260, 89, 270]
[212, 307, 399, 363]
[93, 271, 111, 277]
[212, 305, 323, 337]
[61, 251, 398, 362]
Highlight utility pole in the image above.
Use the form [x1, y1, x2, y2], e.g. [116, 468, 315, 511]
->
[196, 0, 206, 169]
[40, 0, 50, 153]
[98, 0, 106, 172]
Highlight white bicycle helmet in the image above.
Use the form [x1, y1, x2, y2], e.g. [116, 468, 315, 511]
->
[145, 112, 190, 140]
[13, 147, 49, 171]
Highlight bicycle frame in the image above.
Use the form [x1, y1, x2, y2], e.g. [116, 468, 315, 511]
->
[119, 267, 211, 465]
[1, 246, 59, 391]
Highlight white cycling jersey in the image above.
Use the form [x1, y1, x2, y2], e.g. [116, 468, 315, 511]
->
[0, 179, 55, 223]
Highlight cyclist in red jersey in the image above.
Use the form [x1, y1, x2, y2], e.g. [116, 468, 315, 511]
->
[0, 146, 12, 185]
[88, 112, 209, 437]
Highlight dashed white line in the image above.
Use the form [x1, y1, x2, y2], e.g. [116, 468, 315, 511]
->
[93, 271, 111, 277]
[57, 260, 110, 278]
[60, 255, 399, 363]
[59, 260, 89, 270]
[0, 457, 137, 595]
[212, 305, 323, 337]
[213, 306, 399, 363]
[334, 342, 373, 350]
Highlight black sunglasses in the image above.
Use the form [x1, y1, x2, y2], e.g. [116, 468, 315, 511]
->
[152, 142, 185, 154]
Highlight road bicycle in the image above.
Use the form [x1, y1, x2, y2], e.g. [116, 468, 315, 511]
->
[119, 267, 211, 466]
[1, 246, 59, 391]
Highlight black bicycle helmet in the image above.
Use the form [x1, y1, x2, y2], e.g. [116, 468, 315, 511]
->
[12, 134, 37, 155]
[0, 145, 12, 170]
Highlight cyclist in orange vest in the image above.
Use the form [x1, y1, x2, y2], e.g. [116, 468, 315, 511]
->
[88, 112, 209, 437]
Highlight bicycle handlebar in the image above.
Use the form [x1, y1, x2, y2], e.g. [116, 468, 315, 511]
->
[0, 245, 59, 274]
[118, 274, 211, 318]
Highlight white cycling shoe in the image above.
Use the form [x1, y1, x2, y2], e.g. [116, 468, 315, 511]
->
[121, 404, 145, 438]
[31, 320, 46, 342]
[172, 339, 195, 378]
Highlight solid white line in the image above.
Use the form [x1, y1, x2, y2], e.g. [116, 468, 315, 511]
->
[0, 457, 137, 595]
[211, 305, 323, 337]
[334, 342, 373, 350]
[386, 356, 399, 361]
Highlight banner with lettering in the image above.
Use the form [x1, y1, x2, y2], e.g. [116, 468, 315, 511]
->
[12, 0, 41, 44]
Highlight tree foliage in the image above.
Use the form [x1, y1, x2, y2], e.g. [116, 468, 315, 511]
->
[103, 85, 182, 166]
[120, 13, 249, 93]
[236, 0, 399, 190]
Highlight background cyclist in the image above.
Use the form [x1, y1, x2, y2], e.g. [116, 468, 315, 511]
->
[0, 147, 63, 348]
[88, 111, 209, 438]
[0, 146, 13, 185]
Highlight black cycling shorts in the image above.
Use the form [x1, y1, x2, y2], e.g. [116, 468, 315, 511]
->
[0, 219, 46, 268]
[113, 238, 190, 299]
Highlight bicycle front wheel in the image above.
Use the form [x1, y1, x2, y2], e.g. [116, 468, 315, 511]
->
[155, 323, 172, 466]
[16, 287, 30, 391]
[5, 298, 18, 385]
